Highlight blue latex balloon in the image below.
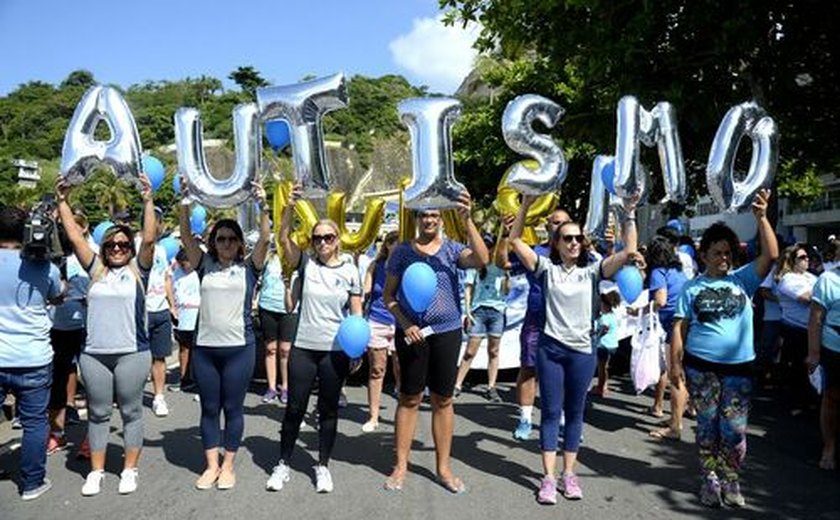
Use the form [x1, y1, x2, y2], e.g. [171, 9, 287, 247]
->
[336, 316, 371, 358]
[172, 174, 181, 195]
[666, 219, 683, 235]
[191, 205, 207, 223]
[678, 244, 695, 260]
[92, 221, 115, 246]
[265, 120, 291, 151]
[190, 215, 206, 235]
[402, 262, 437, 313]
[142, 155, 166, 192]
[616, 265, 644, 303]
[601, 159, 616, 195]
[159, 236, 180, 263]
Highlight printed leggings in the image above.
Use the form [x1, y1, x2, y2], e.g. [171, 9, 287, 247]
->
[685, 366, 752, 482]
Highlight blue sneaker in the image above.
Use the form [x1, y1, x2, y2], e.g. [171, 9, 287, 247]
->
[514, 420, 532, 440]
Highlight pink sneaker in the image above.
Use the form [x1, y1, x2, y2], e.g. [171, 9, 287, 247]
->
[537, 476, 557, 504]
[559, 473, 583, 500]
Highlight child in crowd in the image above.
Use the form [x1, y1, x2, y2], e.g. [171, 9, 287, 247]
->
[592, 289, 622, 396]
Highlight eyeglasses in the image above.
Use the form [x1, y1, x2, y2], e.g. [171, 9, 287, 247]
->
[562, 234, 585, 244]
[104, 241, 132, 252]
[312, 234, 337, 245]
[215, 235, 239, 244]
[796, 254, 809, 261]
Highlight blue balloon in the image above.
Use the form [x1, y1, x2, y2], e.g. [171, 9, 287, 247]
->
[92, 221, 115, 246]
[336, 316, 371, 358]
[142, 155, 166, 192]
[265, 120, 291, 151]
[159, 236, 180, 263]
[191, 205, 207, 223]
[678, 244, 695, 260]
[172, 174, 181, 195]
[616, 265, 644, 303]
[601, 159, 616, 195]
[666, 219, 683, 235]
[402, 262, 437, 313]
[190, 215, 206, 235]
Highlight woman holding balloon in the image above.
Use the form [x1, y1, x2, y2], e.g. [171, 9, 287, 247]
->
[508, 193, 639, 505]
[382, 194, 489, 494]
[178, 178, 271, 491]
[265, 183, 364, 494]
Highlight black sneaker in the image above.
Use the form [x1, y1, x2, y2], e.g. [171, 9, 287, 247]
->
[486, 387, 502, 403]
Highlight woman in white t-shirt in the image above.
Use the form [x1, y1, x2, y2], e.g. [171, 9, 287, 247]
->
[266, 183, 363, 494]
[775, 244, 818, 406]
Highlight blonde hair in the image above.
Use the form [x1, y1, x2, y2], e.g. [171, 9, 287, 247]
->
[311, 219, 341, 261]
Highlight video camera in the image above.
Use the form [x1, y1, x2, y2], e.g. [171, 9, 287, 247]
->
[22, 194, 63, 262]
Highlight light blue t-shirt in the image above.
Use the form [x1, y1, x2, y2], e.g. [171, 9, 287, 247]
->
[674, 262, 762, 364]
[51, 254, 89, 331]
[466, 265, 507, 313]
[259, 255, 286, 313]
[597, 312, 619, 350]
[0, 249, 61, 367]
[812, 267, 840, 353]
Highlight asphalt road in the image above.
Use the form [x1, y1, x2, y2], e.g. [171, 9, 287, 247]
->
[2, 370, 839, 520]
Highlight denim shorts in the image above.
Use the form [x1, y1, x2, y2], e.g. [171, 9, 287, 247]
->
[469, 306, 505, 338]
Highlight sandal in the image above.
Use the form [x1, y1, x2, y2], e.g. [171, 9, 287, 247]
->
[647, 406, 665, 419]
[649, 426, 681, 440]
[436, 475, 466, 494]
[195, 468, 221, 490]
[384, 473, 405, 491]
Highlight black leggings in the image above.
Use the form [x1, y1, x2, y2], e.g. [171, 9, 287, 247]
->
[280, 348, 350, 466]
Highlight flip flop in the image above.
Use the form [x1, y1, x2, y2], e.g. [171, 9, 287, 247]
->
[647, 406, 665, 418]
[437, 475, 466, 494]
[649, 426, 681, 440]
[383, 475, 404, 491]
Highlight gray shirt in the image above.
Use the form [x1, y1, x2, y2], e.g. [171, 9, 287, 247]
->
[534, 257, 601, 353]
[294, 254, 362, 352]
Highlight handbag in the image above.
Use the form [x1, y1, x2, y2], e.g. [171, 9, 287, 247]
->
[630, 302, 666, 394]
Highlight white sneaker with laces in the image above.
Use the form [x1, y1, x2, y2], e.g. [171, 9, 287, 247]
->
[118, 468, 138, 494]
[266, 461, 291, 491]
[152, 395, 169, 417]
[81, 470, 105, 496]
[314, 465, 333, 493]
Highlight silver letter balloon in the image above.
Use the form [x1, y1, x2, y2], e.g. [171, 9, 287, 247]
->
[706, 101, 779, 213]
[584, 155, 624, 240]
[60, 85, 143, 187]
[502, 94, 568, 195]
[399, 97, 466, 210]
[614, 96, 687, 204]
[256, 73, 348, 198]
[174, 104, 261, 208]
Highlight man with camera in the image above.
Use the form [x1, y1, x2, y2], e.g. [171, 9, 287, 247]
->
[0, 205, 62, 501]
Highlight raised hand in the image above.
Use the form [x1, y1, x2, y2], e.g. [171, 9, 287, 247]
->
[455, 190, 473, 221]
[55, 177, 72, 202]
[752, 188, 771, 219]
[139, 174, 153, 202]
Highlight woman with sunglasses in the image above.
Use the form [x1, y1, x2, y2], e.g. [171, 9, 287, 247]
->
[56, 175, 157, 497]
[508, 193, 638, 505]
[179, 180, 271, 491]
[382, 194, 489, 494]
[265, 183, 363, 494]
[775, 243, 818, 408]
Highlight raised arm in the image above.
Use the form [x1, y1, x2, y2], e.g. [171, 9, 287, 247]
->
[456, 191, 490, 270]
[137, 174, 156, 270]
[178, 176, 203, 268]
[279, 183, 303, 270]
[495, 217, 514, 270]
[508, 195, 539, 272]
[601, 196, 639, 279]
[55, 178, 95, 269]
[752, 189, 779, 279]
[363, 262, 376, 298]
[250, 180, 271, 271]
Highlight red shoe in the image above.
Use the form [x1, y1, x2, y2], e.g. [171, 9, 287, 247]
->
[46, 433, 67, 455]
[77, 437, 91, 459]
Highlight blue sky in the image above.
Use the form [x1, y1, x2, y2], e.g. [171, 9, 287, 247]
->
[0, 0, 481, 95]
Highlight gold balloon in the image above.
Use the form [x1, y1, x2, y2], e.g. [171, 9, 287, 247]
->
[441, 209, 467, 243]
[495, 161, 559, 245]
[327, 192, 385, 253]
[398, 177, 416, 243]
[272, 181, 319, 263]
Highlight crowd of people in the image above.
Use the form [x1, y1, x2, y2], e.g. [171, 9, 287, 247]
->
[1, 177, 838, 511]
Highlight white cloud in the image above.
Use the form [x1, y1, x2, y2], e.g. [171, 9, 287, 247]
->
[389, 16, 481, 94]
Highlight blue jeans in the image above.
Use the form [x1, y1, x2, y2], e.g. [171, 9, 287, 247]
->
[0, 364, 52, 493]
[537, 334, 595, 453]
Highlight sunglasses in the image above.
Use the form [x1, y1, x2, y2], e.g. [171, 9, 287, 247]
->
[561, 234, 585, 244]
[215, 235, 239, 244]
[312, 234, 337, 245]
[104, 241, 132, 252]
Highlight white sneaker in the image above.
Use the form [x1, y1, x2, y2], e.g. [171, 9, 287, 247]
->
[361, 420, 379, 433]
[152, 395, 169, 417]
[118, 468, 138, 494]
[81, 470, 105, 496]
[314, 465, 333, 493]
[265, 461, 291, 491]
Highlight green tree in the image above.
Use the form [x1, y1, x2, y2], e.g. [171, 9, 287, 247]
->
[228, 66, 269, 99]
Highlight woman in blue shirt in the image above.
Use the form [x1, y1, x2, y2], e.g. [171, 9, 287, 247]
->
[670, 189, 778, 508]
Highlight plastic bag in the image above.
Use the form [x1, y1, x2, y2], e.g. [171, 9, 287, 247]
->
[630, 303, 666, 394]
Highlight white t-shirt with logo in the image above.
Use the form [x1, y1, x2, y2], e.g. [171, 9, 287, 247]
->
[534, 257, 601, 353]
[172, 266, 200, 331]
[145, 244, 170, 313]
[777, 271, 817, 329]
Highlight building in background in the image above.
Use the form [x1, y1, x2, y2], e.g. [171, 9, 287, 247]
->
[13, 159, 40, 188]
